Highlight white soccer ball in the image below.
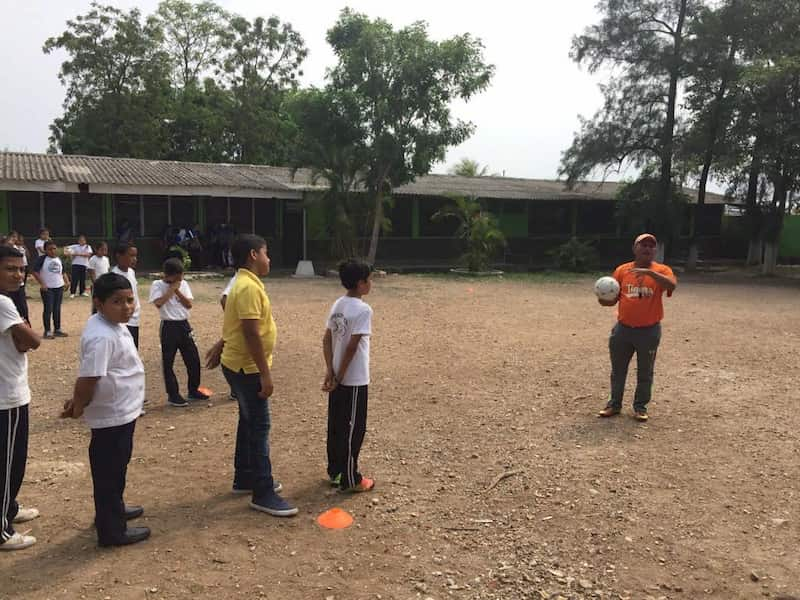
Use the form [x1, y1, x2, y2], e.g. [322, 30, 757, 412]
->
[594, 276, 620, 302]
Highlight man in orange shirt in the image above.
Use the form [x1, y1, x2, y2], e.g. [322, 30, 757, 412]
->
[598, 233, 677, 421]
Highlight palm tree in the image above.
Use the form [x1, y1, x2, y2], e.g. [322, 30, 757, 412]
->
[448, 158, 492, 177]
[432, 195, 506, 271]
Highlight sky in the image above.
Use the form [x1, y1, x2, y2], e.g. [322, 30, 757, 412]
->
[0, 0, 610, 181]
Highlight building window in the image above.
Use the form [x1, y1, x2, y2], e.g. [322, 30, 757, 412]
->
[255, 199, 277, 238]
[171, 197, 195, 228]
[204, 197, 228, 227]
[577, 201, 617, 235]
[8, 191, 41, 238]
[419, 197, 459, 237]
[75, 193, 104, 237]
[529, 201, 571, 236]
[229, 197, 253, 234]
[43, 192, 73, 238]
[142, 196, 169, 237]
[114, 195, 141, 239]
[386, 198, 412, 237]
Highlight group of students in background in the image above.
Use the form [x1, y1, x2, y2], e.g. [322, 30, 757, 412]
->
[1, 231, 376, 551]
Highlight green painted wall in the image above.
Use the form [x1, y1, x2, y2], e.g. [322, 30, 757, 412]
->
[305, 193, 327, 239]
[0, 191, 8, 233]
[779, 215, 800, 257]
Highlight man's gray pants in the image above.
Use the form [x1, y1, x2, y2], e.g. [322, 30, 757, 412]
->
[608, 322, 661, 412]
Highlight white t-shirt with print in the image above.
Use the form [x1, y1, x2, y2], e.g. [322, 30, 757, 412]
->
[35, 256, 65, 289]
[149, 279, 193, 321]
[79, 313, 145, 429]
[67, 244, 93, 267]
[111, 266, 140, 327]
[88, 255, 110, 278]
[326, 295, 373, 387]
[0, 296, 30, 410]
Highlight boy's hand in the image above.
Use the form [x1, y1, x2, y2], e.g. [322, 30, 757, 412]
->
[60, 398, 83, 419]
[204, 339, 223, 369]
[259, 373, 273, 399]
[322, 371, 337, 392]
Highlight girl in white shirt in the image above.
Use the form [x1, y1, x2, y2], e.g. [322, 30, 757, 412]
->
[66, 235, 93, 298]
[31, 241, 70, 339]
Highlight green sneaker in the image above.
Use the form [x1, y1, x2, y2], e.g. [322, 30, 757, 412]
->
[329, 473, 342, 487]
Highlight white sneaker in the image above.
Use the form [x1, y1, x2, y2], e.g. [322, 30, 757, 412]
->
[81, 292, 90, 297]
[13, 507, 39, 523]
[69, 293, 75, 299]
[0, 532, 36, 550]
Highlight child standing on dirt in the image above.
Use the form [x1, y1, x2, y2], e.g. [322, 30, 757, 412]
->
[66, 235, 93, 298]
[61, 272, 149, 548]
[148, 258, 208, 408]
[34, 229, 50, 257]
[111, 243, 140, 349]
[0, 245, 41, 552]
[32, 240, 70, 339]
[322, 259, 375, 492]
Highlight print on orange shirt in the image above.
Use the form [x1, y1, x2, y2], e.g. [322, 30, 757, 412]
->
[612, 261, 676, 328]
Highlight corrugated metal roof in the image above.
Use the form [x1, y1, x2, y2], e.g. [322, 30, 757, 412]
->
[0, 152, 290, 191]
[0, 152, 727, 203]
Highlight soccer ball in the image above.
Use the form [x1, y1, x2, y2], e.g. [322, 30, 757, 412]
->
[594, 276, 620, 302]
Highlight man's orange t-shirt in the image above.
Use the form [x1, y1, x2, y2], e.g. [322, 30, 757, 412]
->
[612, 261, 676, 327]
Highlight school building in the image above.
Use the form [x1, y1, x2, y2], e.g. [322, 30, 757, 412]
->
[0, 151, 734, 270]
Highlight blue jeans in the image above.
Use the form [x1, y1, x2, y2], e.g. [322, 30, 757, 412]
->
[222, 365, 273, 498]
[41, 286, 64, 333]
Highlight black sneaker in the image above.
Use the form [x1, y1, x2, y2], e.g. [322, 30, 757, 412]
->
[249, 493, 298, 517]
[54, 330, 68, 337]
[187, 390, 210, 401]
[167, 396, 189, 407]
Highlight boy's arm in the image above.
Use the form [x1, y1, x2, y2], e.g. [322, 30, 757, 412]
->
[174, 284, 192, 309]
[241, 319, 272, 399]
[32, 256, 46, 289]
[61, 376, 99, 418]
[151, 283, 177, 308]
[204, 338, 224, 369]
[10, 322, 41, 352]
[333, 334, 364, 386]
[322, 329, 335, 391]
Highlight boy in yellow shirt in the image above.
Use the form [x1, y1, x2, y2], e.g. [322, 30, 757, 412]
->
[208, 235, 296, 517]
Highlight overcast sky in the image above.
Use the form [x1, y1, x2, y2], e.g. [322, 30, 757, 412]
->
[0, 0, 610, 181]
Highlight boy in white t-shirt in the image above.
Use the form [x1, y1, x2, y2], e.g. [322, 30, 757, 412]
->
[322, 259, 375, 493]
[0, 246, 41, 551]
[66, 235, 93, 298]
[32, 240, 70, 339]
[34, 228, 50, 257]
[111, 243, 140, 349]
[88, 242, 110, 315]
[149, 258, 208, 408]
[61, 273, 149, 547]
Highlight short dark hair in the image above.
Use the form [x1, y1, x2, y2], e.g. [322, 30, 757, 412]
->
[231, 234, 267, 269]
[39, 228, 49, 235]
[93, 272, 132, 302]
[0, 245, 23, 260]
[338, 259, 372, 290]
[44, 240, 57, 250]
[114, 242, 136, 257]
[97, 240, 108, 249]
[163, 257, 184, 276]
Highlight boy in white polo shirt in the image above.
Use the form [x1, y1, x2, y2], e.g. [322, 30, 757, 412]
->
[322, 259, 375, 493]
[0, 245, 41, 551]
[149, 258, 208, 408]
[61, 272, 149, 547]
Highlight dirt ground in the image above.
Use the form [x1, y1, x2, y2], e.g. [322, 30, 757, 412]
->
[2, 271, 799, 600]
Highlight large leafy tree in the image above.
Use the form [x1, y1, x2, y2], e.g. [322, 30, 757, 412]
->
[325, 9, 494, 264]
[560, 0, 699, 257]
[43, 2, 172, 157]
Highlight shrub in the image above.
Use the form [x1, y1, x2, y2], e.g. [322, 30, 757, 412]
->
[549, 237, 597, 272]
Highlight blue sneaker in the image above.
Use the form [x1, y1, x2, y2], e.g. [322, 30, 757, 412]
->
[249, 493, 298, 517]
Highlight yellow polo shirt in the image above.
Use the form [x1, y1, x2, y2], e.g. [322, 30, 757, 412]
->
[221, 268, 276, 373]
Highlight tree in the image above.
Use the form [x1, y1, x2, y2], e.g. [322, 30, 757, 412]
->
[286, 87, 370, 259]
[43, 2, 172, 157]
[325, 9, 494, 265]
[221, 15, 307, 164]
[560, 0, 699, 258]
[431, 196, 505, 271]
[154, 0, 231, 89]
[449, 158, 494, 177]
